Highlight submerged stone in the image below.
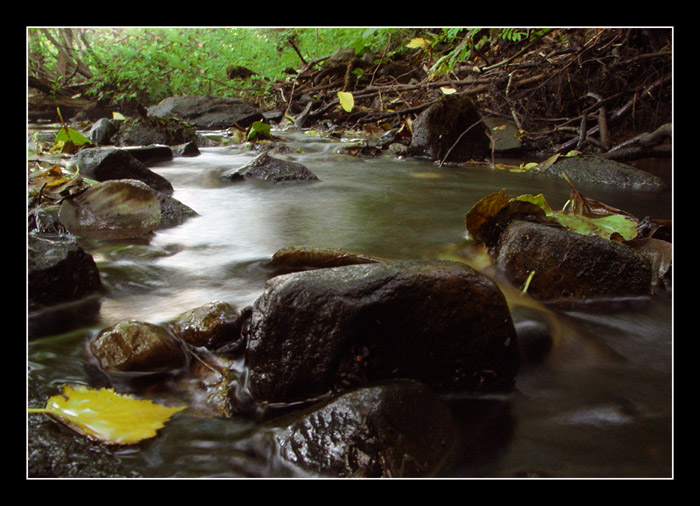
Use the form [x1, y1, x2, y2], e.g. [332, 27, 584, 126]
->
[266, 246, 382, 276]
[244, 260, 519, 404]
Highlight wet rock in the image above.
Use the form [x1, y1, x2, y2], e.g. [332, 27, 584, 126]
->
[67, 147, 174, 195]
[244, 260, 519, 404]
[221, 152, 319, 183]
[28, 235, 102, 310]
[540, 153, 666, 189]
[513, 319, 553, 366]
[170, 301, 244, 351]
[58, 180, 162, 240]
[28, 205, 69, 236]
[147, 184, 199, 230]
[121, 145, 173, 165]
[27, 374, 139, 478]
[147, 95, 264, 129]
[268, 379, 462, 477]
[114, 116, 197, 147]
[89, 320, 188, 373]
[88, 118, 119, 146]
[409, 94, 491, 163]
[172, 141, 200, 157]
[266, 246, 382, 276]
[493, 220, 652, 300]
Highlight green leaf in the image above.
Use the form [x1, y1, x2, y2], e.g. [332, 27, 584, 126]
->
[28, 384, 186, 445]
[247, 121, 271, 141]
[55, 126, 91, 147]
[514, 193, 554, 216]
[338, 91, 354, 112]
[552, 211, 639, 241]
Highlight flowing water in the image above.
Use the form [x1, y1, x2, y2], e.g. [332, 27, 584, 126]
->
[27, 129, 673, 478]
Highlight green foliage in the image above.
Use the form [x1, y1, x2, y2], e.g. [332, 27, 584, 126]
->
[29, 27, 553, 107]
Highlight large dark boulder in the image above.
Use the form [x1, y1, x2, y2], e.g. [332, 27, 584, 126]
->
[67, 148, 173, 195]
[244, 260, 519, 404]
[147, 95, 264, 129]
[268, 379, 463, 477]
[493, 220, 653, 300]
[409, 94, 491, 163]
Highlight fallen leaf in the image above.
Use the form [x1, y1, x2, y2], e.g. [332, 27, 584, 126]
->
[28, 384, 186, 445]
[338, 91, 354, 112]
[406, 37, 431, 49]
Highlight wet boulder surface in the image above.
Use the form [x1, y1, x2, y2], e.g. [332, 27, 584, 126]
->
[28, 235, 102, 311]
[89, 320, 189, 374]
[243, 260, 519, 405]
[493, 220, 653, 300]
[67, 147, 174, 195]
[265, 379, 463, 477]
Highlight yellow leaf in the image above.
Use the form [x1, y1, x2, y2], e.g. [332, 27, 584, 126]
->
[28, 385, 186, 445]
[406, 37, 431, 49]
[112, 111, 126, 120]
[337, 91, 354, 112]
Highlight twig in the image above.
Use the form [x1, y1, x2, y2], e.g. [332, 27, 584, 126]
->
[438, 119, 484, 167]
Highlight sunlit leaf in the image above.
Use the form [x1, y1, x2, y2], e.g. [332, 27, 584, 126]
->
[338, 91, 354, 112]
[553, 211, 638, 241]
[440, 86, 457, 95]
[406, 37, 431, 49]
[514, 193, 554, 215]
[28, 385, 186, 445]
[55, 126, 91, 147]
[112, 111, 126, 120]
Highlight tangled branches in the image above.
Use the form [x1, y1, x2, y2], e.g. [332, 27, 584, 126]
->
[272, 28, 671, 160]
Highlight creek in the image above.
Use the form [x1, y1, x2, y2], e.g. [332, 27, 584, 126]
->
[28, 129, 673, 478]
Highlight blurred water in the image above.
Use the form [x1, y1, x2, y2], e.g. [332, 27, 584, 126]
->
[28, 129, 673, 478]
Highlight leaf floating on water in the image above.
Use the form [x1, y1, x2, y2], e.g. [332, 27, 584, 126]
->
[411, 172, 444, 179]
[28, 385, 186, 445]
